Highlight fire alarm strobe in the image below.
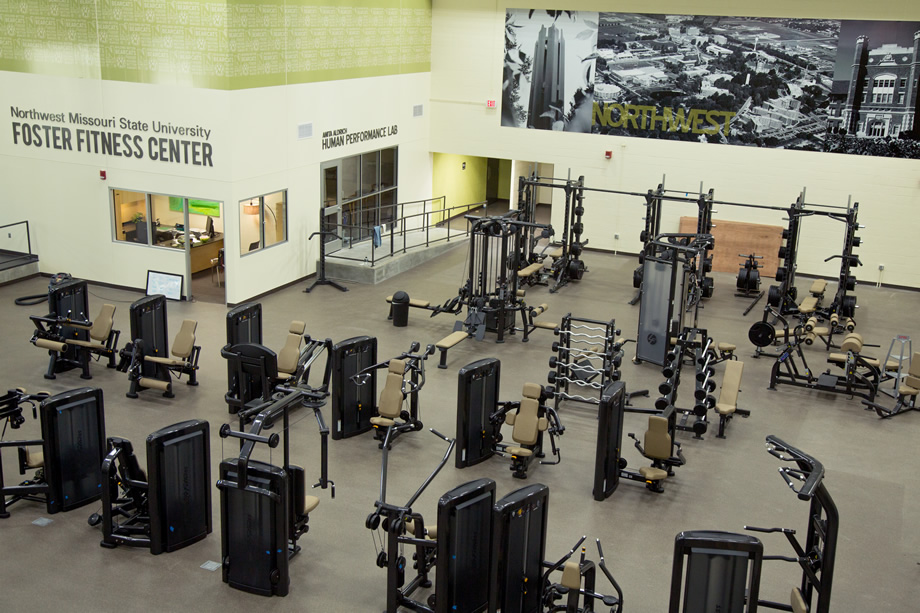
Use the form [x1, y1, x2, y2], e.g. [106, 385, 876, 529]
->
[99, 170, 107, 180]
[604, 151, 612, 159]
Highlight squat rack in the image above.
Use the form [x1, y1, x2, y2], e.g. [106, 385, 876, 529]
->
[516, 172, 589, 292]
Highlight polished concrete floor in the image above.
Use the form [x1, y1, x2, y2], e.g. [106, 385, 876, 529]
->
[1, 248, 919, 612]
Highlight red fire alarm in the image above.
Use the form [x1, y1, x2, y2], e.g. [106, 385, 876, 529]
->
[486, 99, 496, 108]
[604, 151, 612, 160]
[99, 170, 107, 180]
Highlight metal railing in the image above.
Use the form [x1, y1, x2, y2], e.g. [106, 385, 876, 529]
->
[0, 221, 35, 268]
[327, 197, 486, 267]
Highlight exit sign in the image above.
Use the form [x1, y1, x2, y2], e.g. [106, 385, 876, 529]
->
[486, 99, 496, 108]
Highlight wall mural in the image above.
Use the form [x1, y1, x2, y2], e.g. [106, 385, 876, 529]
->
[502, 9, 920, 158]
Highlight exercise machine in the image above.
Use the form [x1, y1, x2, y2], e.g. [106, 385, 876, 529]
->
[330, 335, 378, 439]
[116, 294, 200, 398]
[88, 419, 211, 554]
[221, 305, 332, 420]
[217, 387, 334, 596]
[348, 341, 434, 447]
[29, 278, 120, 380]
[594, 380, 685, 498]
[668, 435, 837, 613]
[517, 172, 589, 292]
[455, 358, 563, 478]
[635, 233, 714, 366]
[750, 310, 881, 403]
[0, 387, 106, 518]
[542, 537, 625, 613]
[365, 427, 465, 613]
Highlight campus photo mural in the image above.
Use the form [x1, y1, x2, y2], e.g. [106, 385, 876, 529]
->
[501, 10, 920, 158]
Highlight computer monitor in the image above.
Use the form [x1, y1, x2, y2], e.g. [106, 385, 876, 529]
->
[206, 215, 215, 238]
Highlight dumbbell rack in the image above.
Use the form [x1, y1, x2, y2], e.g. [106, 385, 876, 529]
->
[548, 314, 620, 410]
[655, 327, 718, 439]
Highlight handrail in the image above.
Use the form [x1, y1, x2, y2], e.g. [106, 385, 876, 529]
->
[0, 220, 34, 266]
[327, 198, 486, 266]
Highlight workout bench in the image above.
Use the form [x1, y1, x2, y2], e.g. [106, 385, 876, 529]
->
[714, 360, 749, 438]
[436, 330, 469, 369]
[797, 279, 828, 315]
[385, 293, 432, 319]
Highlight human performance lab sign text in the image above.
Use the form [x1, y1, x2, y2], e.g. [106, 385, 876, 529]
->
[9, 106, 215, 167]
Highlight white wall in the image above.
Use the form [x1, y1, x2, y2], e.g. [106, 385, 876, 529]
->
[1, 71, 431, 303]
[430, 0, 920, 287]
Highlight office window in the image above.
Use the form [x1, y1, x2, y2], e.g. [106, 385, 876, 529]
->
[113, 190, 149, 244]
[900, 78, 907, 88]
[112, 189, 223, 251]
[240, 190, 287, 254]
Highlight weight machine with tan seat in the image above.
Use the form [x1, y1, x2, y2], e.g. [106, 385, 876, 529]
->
[350, 342, 435, 448]
[669, 436, 838, 613]
[29, 278, 120, 380]
[455, 358, 564, 479]
[117, 295, 200, 399]
[594, 380, 686, 499]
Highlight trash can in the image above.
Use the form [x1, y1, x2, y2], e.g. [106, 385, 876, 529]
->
[392, 291, 410, 327]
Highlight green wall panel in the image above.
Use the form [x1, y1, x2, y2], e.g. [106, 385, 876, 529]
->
[0, 0, 431, 89]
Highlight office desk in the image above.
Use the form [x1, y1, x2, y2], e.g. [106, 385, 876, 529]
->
[162, 233, 224, 274]
[189, 235, 224, 274]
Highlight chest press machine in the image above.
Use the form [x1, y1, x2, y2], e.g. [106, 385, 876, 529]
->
[116, 294, 200, 399]
[217, 387, 334, 597]
[454, 357, 563, 479]
[0, 387, 106, 519]
[29, 278, 121, 380]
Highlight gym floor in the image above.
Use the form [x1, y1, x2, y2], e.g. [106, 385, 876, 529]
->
[1, 245, 918, 612]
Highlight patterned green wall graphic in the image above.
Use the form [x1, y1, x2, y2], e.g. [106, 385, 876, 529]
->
[0, 0, 431, 89]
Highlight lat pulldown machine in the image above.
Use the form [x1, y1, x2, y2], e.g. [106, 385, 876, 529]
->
[217, 387, 334, 596]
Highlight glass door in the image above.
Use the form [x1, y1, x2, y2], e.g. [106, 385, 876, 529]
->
[321, 162, 343, 252]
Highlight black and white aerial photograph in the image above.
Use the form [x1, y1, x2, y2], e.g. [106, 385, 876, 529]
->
[502, 8, 920, 158]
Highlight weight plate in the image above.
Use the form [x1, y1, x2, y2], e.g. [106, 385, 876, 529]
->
[749, 320, 776, 347]
[737, 268, 748, 290]
[767, 285, 781, 307]
[639, 230, 648, 243]
[572, 222, 584, 235]
[633, 266, 643, 289]
[841, 295, 857, 318]
[775, 267, 786, 282]
[778, 245, 787, 259]
[574, 206, 584, 217]
[845, 275, 856, 291]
